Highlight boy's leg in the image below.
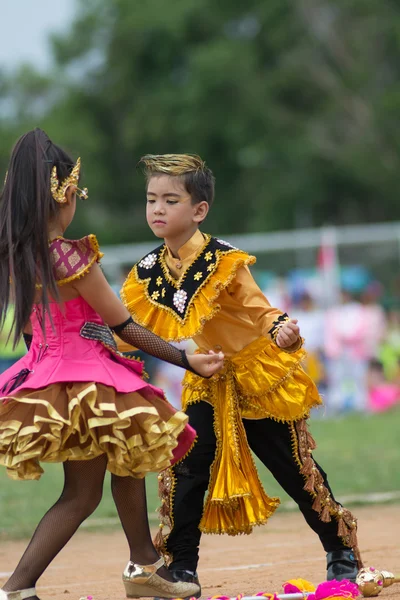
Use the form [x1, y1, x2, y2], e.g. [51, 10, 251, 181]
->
[244, 417, 360, 581]
[164, 401, 216, 576]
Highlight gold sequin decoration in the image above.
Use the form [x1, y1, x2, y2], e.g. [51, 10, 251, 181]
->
[56, 263, 68, 278]
[68, 251, 81, 268]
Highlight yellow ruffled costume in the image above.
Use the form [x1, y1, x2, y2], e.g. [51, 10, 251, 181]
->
[122, 233, 322, 536]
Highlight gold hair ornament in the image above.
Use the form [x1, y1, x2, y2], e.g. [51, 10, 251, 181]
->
[50, 157, 88, 204]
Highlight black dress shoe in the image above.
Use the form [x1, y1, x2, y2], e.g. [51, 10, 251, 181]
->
[326, 549, 359, 582]
[172, 570, 201, 598]
[154, 569, 201, 600]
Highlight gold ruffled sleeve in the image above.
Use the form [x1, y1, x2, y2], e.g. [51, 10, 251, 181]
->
[121, 236, 256, 342]
[49, 234, 104, 285]
[228, 266, 303, 353]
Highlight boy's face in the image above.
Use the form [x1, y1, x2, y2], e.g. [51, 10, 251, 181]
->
[146, 174, 207, 240]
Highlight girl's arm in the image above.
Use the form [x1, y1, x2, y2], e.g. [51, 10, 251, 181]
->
[73, 263, 223, 378]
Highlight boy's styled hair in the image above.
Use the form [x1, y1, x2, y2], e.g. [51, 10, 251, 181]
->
[140, 154, 215, 207]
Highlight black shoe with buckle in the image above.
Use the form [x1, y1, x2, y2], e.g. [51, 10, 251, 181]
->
[154, 569, 201, 600]
[326, 549, 359, 582]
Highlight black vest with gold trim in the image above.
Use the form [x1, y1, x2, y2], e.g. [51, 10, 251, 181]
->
[121, 234, 256, 342]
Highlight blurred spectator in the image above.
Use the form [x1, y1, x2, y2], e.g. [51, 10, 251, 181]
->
[324, 291, 369, 413]
[109, 266, 400, 417]
[293, 292, 326, 391]
[378, 308, 400, 385]
[261, 275, 291, 314]
[360, 281, 387, 359]
[367, 358, 400, 413]
[0, 305, 26, 373]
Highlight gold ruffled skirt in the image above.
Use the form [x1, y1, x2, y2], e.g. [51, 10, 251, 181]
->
[0, 382, 191, 481]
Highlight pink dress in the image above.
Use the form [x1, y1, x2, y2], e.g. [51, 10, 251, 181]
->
[0, 235, 195, 481]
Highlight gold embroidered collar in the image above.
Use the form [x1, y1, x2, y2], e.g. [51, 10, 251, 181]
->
[121, 235, 256, 341]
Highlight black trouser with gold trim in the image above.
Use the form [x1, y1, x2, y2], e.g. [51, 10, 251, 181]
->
[167, 401, 349, 573]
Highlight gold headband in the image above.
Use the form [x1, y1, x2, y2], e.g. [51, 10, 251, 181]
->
[50, 157, 88, 204]
[140, 153, 207, 176]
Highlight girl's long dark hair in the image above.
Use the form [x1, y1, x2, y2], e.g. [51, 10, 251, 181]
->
[0, 128, 75, 346]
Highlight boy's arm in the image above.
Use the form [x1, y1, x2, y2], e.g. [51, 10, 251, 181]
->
[228, 266, 303, 353]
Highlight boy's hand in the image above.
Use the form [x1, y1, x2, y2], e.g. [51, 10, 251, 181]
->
[276, 319, 300, 349]
[187, 350, 224, 378]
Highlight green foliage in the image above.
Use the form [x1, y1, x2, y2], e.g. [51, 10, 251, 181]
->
[1, 0, 400, 243]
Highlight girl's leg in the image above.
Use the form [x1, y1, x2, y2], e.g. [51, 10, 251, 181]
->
[110, 474, 173, 581]
[3, 455, 108, 600]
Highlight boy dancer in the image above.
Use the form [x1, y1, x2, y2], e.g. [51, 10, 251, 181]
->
[121, 154, 362, 595]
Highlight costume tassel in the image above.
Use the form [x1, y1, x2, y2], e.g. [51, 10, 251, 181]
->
[337, 516, 349, 538]
[320, 502, 332, 522]
[312, 493, 323, 512]
[154, 528, 165, 554]
[303, 472, 315, 493]
[297, 419, 307, 433]
[1, 368, 31, 394]
[300, 457, 314, 476]
[349, 525, 358, 549]
[159, 499, 169, 519]
[305, 431, 317, 450]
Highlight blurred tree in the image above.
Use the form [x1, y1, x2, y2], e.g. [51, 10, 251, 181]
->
[0, 0, 399, 243]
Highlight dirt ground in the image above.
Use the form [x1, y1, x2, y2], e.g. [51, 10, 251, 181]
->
[1, 505, 400, 600]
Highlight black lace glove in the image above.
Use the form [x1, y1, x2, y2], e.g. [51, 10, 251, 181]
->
[111, 316, 200, 375]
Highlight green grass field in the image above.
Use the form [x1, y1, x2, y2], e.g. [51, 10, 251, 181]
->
[1, 407, 400, 539]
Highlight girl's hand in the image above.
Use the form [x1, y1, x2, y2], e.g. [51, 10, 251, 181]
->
[276, 319, 300, 348]
[187, 350, 224, 378]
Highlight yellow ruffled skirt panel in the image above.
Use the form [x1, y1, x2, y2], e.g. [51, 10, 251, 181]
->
[199, 372, 280, 535]
[182, 336, 322, 420]
[181, 337, 322, 535]
[231, 337, 322, 420]
[0, 382, 190, 481]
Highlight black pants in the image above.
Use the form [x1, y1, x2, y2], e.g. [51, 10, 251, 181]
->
[167, 401, 348, 572]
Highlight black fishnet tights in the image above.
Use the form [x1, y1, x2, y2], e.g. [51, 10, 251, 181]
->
[112, 317, 193, 373]
[3, 456, 170, 599]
